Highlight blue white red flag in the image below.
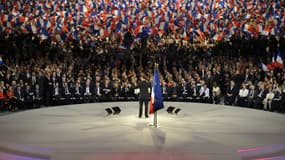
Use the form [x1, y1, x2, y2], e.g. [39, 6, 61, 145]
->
[149, 68, 164, 114]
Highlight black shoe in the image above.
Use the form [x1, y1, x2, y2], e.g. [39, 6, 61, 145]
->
[145, 116, 149, 118]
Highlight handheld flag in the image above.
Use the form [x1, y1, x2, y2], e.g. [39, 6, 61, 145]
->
[149, 68, 164, 114]
[261, 63, 268, 72]
[276, 51, 283, 69]
[0, 56, 3, 65]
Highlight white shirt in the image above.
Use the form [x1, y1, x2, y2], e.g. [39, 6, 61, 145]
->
[199, 87, 210, 98]
[212, 86, 221, 96]
[55, 88, 59, 96]
[239, 88, 249, 98]
[265, 92, 274, 101]
[204, 88, 210, 98]
[85, 86, 90, 95]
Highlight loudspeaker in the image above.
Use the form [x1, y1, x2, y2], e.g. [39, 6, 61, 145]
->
[166, 106, 175, 114]
[166, 106, 182, 115]
[174, 108, 181, 114]
[112, 106, 121, 114]
[105, 108, 113, 115]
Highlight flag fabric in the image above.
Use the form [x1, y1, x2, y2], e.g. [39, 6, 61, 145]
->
[0, 0, 284, 45]
[276, 51, 283, 69]
[271, 53, 277, 68]
[149, 68, 164, 114]
[261, 63, 268, 72]
[0, 56, 3, 65]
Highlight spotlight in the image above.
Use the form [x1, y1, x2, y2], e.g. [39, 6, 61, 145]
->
[105, 106, 121, 115]
[174, 108, 181, 114]
[105, 108, 113, 115]
[166, 106, 175, 114]
[166, 106, 181, 115]
[112, 106, 121, 114]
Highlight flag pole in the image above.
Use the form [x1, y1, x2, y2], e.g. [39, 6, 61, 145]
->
[153, 62, 158, 128]
[154, 111, 157, 128]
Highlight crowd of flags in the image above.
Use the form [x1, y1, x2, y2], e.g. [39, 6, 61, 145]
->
[0, 0, 285, 44]
[262, 51, 284, 71]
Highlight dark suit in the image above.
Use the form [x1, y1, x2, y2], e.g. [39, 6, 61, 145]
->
[224, 85, 238, 105]
[34, 87, 43, 107]
[138, 80, 151, 118]
[253, 89, 267, 109]
[44, 76, 53, 106]
[15, 88, 25, 110]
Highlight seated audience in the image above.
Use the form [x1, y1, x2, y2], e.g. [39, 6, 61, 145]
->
[237, 83, 249, 107]
[224, 81, 238, 106]
[212, 82, 221, 104]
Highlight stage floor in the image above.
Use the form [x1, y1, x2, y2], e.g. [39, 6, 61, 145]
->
[0, 102, 285, 160]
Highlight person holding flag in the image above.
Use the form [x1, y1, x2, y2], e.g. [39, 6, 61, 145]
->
[138, 76, 151, 118]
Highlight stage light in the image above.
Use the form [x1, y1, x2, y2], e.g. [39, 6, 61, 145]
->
[166, 106, 175, 114]
[112, 106, 121, 114]
[105, 106, 121, 115]
[166, 106, 181, 115]
[105, 108, 113, 115]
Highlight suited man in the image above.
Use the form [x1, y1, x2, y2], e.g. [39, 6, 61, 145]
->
[189, 80, 198, 101]
[253, 83, 267, 109]
[102, 79, 112, 100]
[44, 72, 53, 106]
[243, 68, 253, 83]
[34, 84, 43, 108]
[62, 82, 72, 104]
[24, 85, 34, 109]
[14, 85, 25, 110]
[53, 82, 62, 105]
[224, 80, 239, 105]
[138, 76, 151, 118]
[178, 78, 190, 100]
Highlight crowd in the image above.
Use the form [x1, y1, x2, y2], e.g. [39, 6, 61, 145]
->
[0, 32, 285, 113]
[0, 0, 285, 45]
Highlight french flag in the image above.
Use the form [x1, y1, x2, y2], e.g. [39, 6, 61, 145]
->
[262, 63, 268, 72]
[0, 56, 3, 65]
[276, 51, 283, 69]
[149, 68, 164, 114]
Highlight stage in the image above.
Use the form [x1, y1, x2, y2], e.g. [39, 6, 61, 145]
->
[0, 102, 285, 160]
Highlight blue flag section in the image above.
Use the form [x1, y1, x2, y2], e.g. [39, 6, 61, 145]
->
[149, 68, 164, 114]
[0, 56, 3, 65]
